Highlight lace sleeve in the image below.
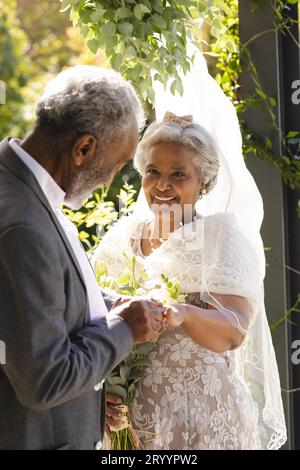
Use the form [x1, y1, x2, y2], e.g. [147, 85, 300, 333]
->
[200, 212, 265, 331]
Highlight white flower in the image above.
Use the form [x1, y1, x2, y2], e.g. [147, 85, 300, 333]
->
[189, 398, 207, 433]
[201, 366, 221, 397]
[209, 403, 226, 432]
[161, 383, 187, 413]
[168, 338, 193, 366]
[142, 364, 170, 393]
[154, 417, 173, 449]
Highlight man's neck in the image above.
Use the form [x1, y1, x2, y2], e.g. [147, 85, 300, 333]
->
[20, 129, 65, 189]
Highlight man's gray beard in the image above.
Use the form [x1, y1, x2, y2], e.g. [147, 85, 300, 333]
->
[64, 163, 108, 210]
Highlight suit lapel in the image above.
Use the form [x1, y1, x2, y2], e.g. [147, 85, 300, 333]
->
[0, 137, 87, 293]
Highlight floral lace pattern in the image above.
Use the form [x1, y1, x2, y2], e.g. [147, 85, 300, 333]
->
[130, 305, 261, 450]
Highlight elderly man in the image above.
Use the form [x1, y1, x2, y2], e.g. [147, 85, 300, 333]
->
[0, 66, 165, 450]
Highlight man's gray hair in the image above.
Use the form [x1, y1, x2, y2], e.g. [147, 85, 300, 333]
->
[134, 121, 220, 193]
[36, 65, 145, 147]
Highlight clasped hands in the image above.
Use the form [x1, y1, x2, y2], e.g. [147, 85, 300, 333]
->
[112, 297, 186, 344]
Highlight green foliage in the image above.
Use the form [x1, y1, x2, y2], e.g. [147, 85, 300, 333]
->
[161, 273, 182, 303]
[63, 0, 239, 105]
[270, 293, 300, 332]
[0, 0, 29, 139]
[0, 0, 108, 140]
[63, 182, 137, 252]
[200, 0, 240, 101]
[61, 0, 191, 104]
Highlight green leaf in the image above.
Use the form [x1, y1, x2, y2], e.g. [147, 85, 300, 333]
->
[265, 138, 272, 149]
[287, 131, 299, 138]
[108, 376, 126, 386]
[117, 272, 131, 285]
[151, 0, 164, 14]
[120, 365, 129, 383]
[135, 342, 154, 355]
[90, 7, 106, 23]
[225, 39, 237, 53]
[87, 38, 99, 54]
[154, 72, 164, 83]
[124, 46, 136, 59]
[105, 36, 118, 56]
[170, 79, 183, 96]
[101, 21, 117, 37]
[105, 384, 127, 402]
[115, 7, 133, 21]
[141, 0, 152, 11]
[280, 156, 291, 165]
[118, 22, 134, 37]
[79, 8, 90, 24]
[134, 4, 151, 21]
[147, 87, 155, 104]
[150, 13, 166, 30]
[212, 17, 223, 32]
[111, 54, 123, 70]
[130, 64, 143, 80]
[210, 26, 221, 39]
[215, 0, 232, 15]
[129, 358, 150, 369]
[176, 78, 184, 96]
[127, 383, 136, 403]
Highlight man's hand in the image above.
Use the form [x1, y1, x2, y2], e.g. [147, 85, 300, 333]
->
[111, 299, 167, 344]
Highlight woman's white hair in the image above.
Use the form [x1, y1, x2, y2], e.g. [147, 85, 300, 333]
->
[36, 65, 145, 148]
[134, 120, 220, 193]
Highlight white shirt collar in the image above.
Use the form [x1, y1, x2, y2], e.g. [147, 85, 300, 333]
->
[9, 138, 66, 210]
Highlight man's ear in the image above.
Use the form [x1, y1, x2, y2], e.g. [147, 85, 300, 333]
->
[72, 134, 97, 167]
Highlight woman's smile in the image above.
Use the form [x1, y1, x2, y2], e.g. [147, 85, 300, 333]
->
[151, 194, 179, 205]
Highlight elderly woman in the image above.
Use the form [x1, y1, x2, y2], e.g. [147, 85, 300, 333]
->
[93, 114, 280, 450]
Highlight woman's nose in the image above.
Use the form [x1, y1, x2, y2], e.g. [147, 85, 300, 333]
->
[156, 176, 171, 192]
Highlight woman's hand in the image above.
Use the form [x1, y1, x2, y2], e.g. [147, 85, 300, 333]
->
[165, 304, 186, 327]
[106, 394, 129, 433]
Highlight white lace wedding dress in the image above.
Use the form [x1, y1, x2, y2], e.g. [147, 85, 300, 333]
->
[93, 212, 262, 450]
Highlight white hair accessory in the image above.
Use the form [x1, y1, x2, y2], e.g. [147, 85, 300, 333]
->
[163, 111, 193, 128]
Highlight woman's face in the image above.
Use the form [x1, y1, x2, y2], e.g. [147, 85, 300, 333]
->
[142, 142, 203, 219]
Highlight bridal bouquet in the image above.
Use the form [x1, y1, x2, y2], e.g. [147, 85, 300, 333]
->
[95, 253, 185, 450]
